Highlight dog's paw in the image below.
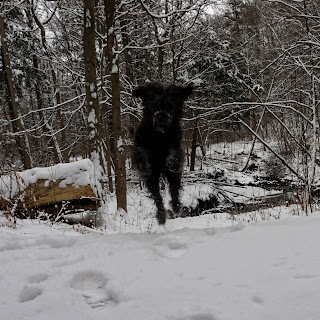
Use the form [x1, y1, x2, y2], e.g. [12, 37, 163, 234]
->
[167, 209, 179, 219]
[167, 206, 191, 219]
[156, 210, 167, 225]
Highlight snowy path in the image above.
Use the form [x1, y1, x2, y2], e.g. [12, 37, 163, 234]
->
[1, 214, 320, 320]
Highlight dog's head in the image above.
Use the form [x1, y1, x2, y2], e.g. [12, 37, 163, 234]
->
[133, 82, 193, 133]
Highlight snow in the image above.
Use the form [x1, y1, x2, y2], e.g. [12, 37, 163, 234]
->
[85, 9, 92, 28]
[1, 210, 320, 320]
[111, 63, 119, 74]
[88, 108, 97, 128]
[108, 27, 114, 36]
[13, 69, 23, 76]
[91, 92, 97, 99]
[89, 83, 98, 100]
[117, 136, 124, 153]
[1, 141, 319, 319]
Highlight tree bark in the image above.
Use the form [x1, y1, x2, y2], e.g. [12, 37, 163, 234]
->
[104, 0, 127, 212]
[83, 0, 103, 195]
[51, 69, 69, 162]
[190, 118, 198, 171]
[29, 2, 68, 163]
[97, 17, 114, 193]
[0, 15, 32, 169]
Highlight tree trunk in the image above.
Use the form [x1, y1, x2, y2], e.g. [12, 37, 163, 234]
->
[97, 17, 114, 193]
[157, 46, 164, 81]
[303, 0, 317, 214]
[104, 0, 127, 212]
[25, 6, 62, 164]
[34, 56, 63, 164]
[51, 69, 69, 162]
[83, 0, 103, 195]
[190, 118, 198, 171]
[28, 3, 68, 163]
[0, 15, 32, 169]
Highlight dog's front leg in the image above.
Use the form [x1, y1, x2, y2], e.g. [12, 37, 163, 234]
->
[145, 173, 166, 225]
[132, 147, 152, 179]
[166, 170, 182, 216]
[165, 147, 184, 216]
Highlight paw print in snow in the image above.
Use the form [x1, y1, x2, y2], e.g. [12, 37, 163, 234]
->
[70, 270, 122, 309]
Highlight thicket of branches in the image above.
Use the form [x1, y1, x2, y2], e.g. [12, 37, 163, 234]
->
[1, 0, 319, 211]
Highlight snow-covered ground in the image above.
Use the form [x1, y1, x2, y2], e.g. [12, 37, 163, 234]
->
[1, 208, 320, 320]
[1, 140, 318, 319]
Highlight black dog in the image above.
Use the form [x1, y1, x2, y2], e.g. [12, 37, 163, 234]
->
[132, 82, 193, 225]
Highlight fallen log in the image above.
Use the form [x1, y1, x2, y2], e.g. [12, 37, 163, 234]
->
[0, 159, 99, 218]
[22, 179, 96, 208]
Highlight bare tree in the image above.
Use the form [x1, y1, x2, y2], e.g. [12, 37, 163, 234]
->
[0, 13, 32, 169]
[82, 0, 105, 196]
[30, 2, 69, 163]
[104, 0, 127, 212]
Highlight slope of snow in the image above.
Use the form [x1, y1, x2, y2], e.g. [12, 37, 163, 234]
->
[1, 211, 320, 320]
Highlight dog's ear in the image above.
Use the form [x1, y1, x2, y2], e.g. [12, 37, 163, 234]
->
[180, 85, 193, 100]
[166, 85, 193, 102]
[132, 82, 164, 101]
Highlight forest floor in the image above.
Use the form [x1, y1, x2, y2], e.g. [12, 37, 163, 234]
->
[1, 140, 319, 319]
[1, 207, 320, 320]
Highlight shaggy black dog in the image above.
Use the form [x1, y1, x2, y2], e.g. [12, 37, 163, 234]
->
[132, 82, 193, 225]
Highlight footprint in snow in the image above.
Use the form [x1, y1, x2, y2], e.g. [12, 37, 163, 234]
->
[18, 285, 43, 303]
[70, 271, 120, 308]
[0, 236, 76, 252]
[189, 314, 217, 320]
[28, 273, 49, 284]
[252, 295, 264, 305]
[293, 273, 317, 279]
[152, 235, 188, 258]
[174, 313, 217, 320]
[17, 272, 49, 303]
[18, 272, 50, 303]
[272, 256, 287, 268]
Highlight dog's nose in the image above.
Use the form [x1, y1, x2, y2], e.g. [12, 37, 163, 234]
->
[153, 111, 172, 132]
[154, 110, 171, 123]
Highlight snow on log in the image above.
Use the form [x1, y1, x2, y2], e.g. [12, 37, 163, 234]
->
[0, 160, 98, 215]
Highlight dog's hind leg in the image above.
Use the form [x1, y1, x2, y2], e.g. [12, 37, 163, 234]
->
[166, 171, 182, 216]
[146, 173, 167, 225]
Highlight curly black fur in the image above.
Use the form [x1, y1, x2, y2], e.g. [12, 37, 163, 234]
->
[132, 82, 193, 224]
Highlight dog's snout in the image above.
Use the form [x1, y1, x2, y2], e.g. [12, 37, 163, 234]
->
[153, 110, 172, 132]
[154, 110, 171, 122]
